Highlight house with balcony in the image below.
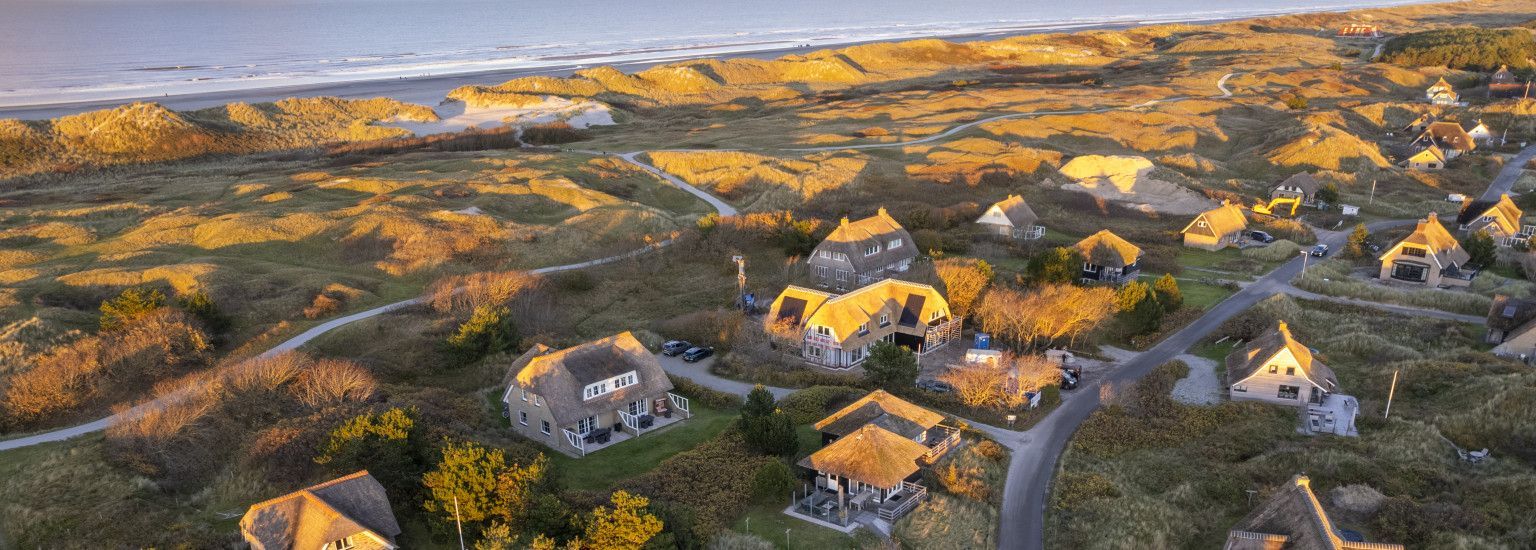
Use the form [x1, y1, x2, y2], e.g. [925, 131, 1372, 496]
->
[808, 207, 917, 291]
[1378, 213, 1474, 287]
[1076, 229, 1142, 285]
[240, 471, 402, 550]
[1227, 321, 1357, 437]
[500, 332, 691, 457]
[975, 194, 1044, 241]
[791, 390, 959, 530]
[1181, 200, 1249, 250]
[765, 279, 961, 370]
[1456, 194, 1529, 247]
[1225, 475, 1402, 549]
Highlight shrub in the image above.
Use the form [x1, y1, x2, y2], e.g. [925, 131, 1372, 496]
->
[863, 341, 919, 389]
[750, 461, 796, 505]
[99, 286, 167, 330]
[618, 429, 774, 539]
[777, 386, 865, 424]
[177, 290, 230, 334]
[422, 439, 508, 528]
[444, 305, 518, 364]
[554, 271, 596, 292]
[1381, 28, 1536, 71]
[520, 122, 590, 145]
[667, 375, 742, 409]
[314, 407, 425, 503]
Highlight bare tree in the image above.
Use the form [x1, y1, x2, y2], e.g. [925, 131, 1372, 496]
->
[934, 258, 993, 319]
[939, 364, 1008, 408]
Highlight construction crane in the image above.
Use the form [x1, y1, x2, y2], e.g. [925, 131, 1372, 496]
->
[1252, 196, 1302, 217]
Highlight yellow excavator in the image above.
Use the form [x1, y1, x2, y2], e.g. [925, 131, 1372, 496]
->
[1252, 196, 1302, 217]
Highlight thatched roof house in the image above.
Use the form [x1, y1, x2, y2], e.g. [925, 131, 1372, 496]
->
[1225, 475, 1402, 549]
[814, 389, 945, 441]
[503, 332, 672, 428]
[1226, 321, 1339, 397]
[799, 424, 932, 488]
[1414, 122, 1476, 156]
[1487, 294, 1536, 359]
[765, 279, 961, 369]
[1075, 229, 1142, 269]
[1378, 213, 1473, 287]
[1182, 200, 1249, 250]
[240, 471, 401, 550]
[1455, 194, 1523, 243]
[808, 207, 917, 290]
[975, 194, 1043, 240]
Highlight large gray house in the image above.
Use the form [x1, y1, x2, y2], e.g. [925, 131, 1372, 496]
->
[808, 208, 918, 291]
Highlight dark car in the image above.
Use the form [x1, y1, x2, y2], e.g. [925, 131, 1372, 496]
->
[1310, 244, 1330, 257]
[661, 340, 693, 356]
[916, 379, 953, 393]
[681, 346, 714, 363]
[1060, 370, 1080, 390]
[1248, 230, 1276, 243]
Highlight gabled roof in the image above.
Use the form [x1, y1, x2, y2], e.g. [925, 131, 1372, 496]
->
[1417, 122, 1476, 153]
[241, 471, 402, 550]
[797, 424, 930, 488]
[1456, 194, 1521, 235]
[502, 332, 674, 426]
[1401, 113, 1435, 132]
[1224, 475, 1403, 550]
[768, 279, 952, 349]
[1183, 201, 1249, 236]
[1427, 76, 1454, 93]
[814, 389, 944, 439]
[977, 194, 1039, 229]
[1491, 65, 1517, 85]
[1225, 321, 1338, 392]
[1379, 212, 1470, 269]
[1274, 172, 1321, 196]
[1404, 144, 1446, 165]
[1487, 294, 1536, 333]
[810, 207, 918, 275]
[1075, 230, 1142, 268]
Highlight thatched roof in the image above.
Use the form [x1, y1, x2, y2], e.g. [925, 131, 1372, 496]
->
[798, 424, 929, 488]
[768, 279, 952, 349]
[977, 194, 1039, 229]
[1416, 122, 1476, 153]
[814, 389, 944, 439]
[1456, 194, 1522, 236]
[1183, 201, 1249, 236]
[503, 332, 673, 427]
[1225, 475, 1402, 550]
[1401, 113, 1436, 132]
[1075, 229, 1142, 268]
[1403, 144, 1447, 165]
[1379, 213, 1470, 269]
[240, 471, 401, 550]
[1427, 76, 1454, 93]
[1487, 294, 1536, 333]
[1225, 321, 1338, 392]
[810, 207, 917, 275]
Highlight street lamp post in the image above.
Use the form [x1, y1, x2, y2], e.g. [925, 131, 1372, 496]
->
[1300, 249, 1310, 276]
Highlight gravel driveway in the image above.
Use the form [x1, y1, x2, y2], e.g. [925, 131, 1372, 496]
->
[1171, 354, 1222, 405]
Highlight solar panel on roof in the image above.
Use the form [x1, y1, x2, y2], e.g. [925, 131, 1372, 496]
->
[1503, 305, 1518, 318]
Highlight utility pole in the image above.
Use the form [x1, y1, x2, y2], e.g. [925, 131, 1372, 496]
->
[733, 255, 747, 308]
[1300, 250, 1310, 276]
[1369, 178, 1376, 204]
[1384, 368, 1399, 419]
[454, 495, 466, 550]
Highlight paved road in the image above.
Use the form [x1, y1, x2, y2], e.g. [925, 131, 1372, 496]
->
[1478, 141, 1536, 202]
[618, 152, 740, 216]
[995, 218, 1406, 550]
[656, 355, 794, 400]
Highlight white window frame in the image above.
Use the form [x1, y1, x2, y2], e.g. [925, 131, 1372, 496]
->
[577, 416, 597, 434]
[879, 313, 890, 326]
[815, 265, 829, 278]
[518, 411, 528, 425]
[820, 250, 832, 259]
[815, 325, 833, 337]
[330, 537, 355, 550]
[582, 370, 638, 401]
[520, 389, 529, 402]
[807, 346, 823, 358]
[540, 420, 551, 435]
[865, 244, 880, 256]
[887, 238, 902, 249]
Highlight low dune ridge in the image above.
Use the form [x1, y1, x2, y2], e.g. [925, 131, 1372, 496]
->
[1058, 154, 1215, 215]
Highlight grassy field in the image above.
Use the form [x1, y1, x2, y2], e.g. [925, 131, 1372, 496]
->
[550, 403, 737, 491]
[732, 505, 862, 550]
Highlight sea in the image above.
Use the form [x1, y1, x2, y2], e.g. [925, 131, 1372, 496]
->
[0, 0, 1430, 109]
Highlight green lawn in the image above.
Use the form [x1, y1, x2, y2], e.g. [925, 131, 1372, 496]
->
[549, 403, 738, 491]
[1168, 278, 1239, 309]
[731, 505, 860, 550]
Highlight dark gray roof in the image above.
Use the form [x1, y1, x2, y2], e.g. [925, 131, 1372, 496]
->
[808, 207, 918, 276]
[1487, 294, 1536, 332]
[1275, 173, 1321, 196]
[504, 332, 674, 427]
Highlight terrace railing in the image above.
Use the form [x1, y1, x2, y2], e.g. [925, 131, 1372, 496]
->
[562, 428, 586, 457]
[920, 426, 961, 464]
[878, 481, 928, 521]
[617, 410, 641, 434]
[667, 392, 692, 419]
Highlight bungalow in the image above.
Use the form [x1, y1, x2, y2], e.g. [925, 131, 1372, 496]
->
[1076, 229, 1142, 285]
[766, 279, 961, 370]
[1456, 194, 1528, 246]
[1336, 23, 1381, 38]
[1426, 76, 1458, 105]
[975, 194, 1044, 241]
[794, 390, 959, 526]
[1182, 200, 1249, 250]
[1224, 475, 1403, 549]
[1487, 294, 1536, 361]
[1270, 172, 1322, 206]
[501, 332, 691, 457]
[808, 207, 917, 291]
[241, 471, 402, 550]
[1226, 321, 1357, 437]
[1489, 65, 1529, 99]
[1378, 212, 1474, 287]
[1413, 121, 1476, 158]
[1401, 144, 1446, 170]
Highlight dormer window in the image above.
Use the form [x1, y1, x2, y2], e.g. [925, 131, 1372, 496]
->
[329, 538, 355, 550]
[1196, 220, 1208, 228]
[1402, 246, 1427, 258]
[819, 250, 832, 259]
[858, 323, 869, 335]
[887, 238, 902, 249]
[582, 371, 638, 400]
[879, 313, 890, 326]
[865, 244, 880, 256]
[815, 325, 833, 337]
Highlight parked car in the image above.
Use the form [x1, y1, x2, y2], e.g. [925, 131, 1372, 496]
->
[916, 379, 953, 393]
[1060, 369, 1080, 390]
[1310, 244, 1330, 257]
[681, 346, 714, 363]
[661, 340, 693, 356]
[1249, 230, 1276, 243]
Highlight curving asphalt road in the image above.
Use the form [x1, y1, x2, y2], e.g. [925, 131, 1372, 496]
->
[1478, 141, 1536, 202]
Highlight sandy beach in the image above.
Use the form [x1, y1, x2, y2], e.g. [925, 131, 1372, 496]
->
[0, 11, 1387, 121]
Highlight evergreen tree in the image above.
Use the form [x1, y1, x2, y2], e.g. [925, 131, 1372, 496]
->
[422, 439, 508, 528]
[178, 290, 231, 334]
[99, 286, 166, 330]
[1025, 247, 1083, 286]
[1464, 230, 1497, 267]
[445, 305, 517, 364]
[863, 341, 919, 389]
[741, 385, 776, 421]
[1152, 273, 1182, 311]
[315, 407, 425, 504]
[751, 461, 797, 504]
[1115, 281, 1164, 334]
[1316, 182, 1340, 205]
